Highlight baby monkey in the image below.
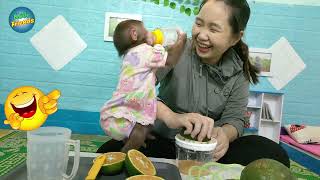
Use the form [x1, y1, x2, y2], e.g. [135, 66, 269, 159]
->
[100, 19, 182, 152]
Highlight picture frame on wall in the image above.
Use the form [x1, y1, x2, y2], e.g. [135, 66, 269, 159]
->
[249, 48, 273, 77]
[104, 12, 142, 41]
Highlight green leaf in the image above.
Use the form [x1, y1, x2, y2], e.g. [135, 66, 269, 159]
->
[180, 5, 186, 13]
[192, 0, 200, 6]
[193, 7, 199, 15]
[153, 0, 160, 5]
[169, 2, 176, 9]
[184, 0, 191, 4]
[185, 7, 191, 16]
[164, 0, 169, 6]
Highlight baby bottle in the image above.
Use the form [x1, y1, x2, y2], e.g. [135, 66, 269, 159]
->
[152, 27, 180, 47]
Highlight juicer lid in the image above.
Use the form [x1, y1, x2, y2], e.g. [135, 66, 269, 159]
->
[175, 134, 217, 151]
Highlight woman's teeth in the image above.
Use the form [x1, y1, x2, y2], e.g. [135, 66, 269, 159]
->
[197, 42, 211, 53]
[198, 44, 209, 48]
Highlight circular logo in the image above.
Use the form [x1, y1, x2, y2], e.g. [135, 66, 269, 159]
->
[9, 7, 35, 33]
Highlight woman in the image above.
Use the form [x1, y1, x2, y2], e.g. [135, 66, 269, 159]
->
[98, 0, 290, 167]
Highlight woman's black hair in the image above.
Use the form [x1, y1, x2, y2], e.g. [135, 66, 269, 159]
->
[200, 0, 259, 84]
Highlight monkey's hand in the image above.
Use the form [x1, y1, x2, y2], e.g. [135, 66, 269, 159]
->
[121, 124, 154, 153]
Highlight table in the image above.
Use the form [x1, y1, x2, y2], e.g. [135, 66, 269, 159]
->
[2, 152, 182, 180]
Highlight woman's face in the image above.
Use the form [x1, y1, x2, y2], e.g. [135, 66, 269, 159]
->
[192, 0, 239, 64]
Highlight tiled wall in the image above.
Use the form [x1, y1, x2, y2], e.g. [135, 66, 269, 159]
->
[0, 0, 319, 134]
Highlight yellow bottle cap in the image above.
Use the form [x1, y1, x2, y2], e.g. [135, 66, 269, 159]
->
[152, 29, 164, 45]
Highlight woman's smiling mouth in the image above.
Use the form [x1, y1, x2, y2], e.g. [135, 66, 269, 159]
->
[197, 43, 212, 53]
[11, 96, 37, 118]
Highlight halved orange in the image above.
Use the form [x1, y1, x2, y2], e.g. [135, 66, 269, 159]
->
[125, 149, 156, 176]
[126, 175, 164, 180]
[94, 152, 126, 175]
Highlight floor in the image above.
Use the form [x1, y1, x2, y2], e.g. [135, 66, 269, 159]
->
[0, 129, 319, 179]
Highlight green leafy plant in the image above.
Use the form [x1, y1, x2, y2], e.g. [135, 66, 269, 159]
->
[193, 6, 199, 15]
[180, 5, 185, 13]
[184, 0, 191, 4]
[164, 0, 169, 6]
[152, 0, 160, 5]
[143, 0, 201, 16]
[170, 2, 176, 9]
[185, 7, 191, 16]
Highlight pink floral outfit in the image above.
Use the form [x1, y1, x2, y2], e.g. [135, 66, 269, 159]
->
[100, 44, 167, 140]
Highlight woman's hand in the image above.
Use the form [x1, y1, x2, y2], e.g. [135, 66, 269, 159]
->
[165, 112, 214, 142]
[211, 127, 230, 161]
[156, 101, 214, 142]
[165, 30, 187, 67]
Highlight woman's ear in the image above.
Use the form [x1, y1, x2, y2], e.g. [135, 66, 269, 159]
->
[231, 31, 244, 46]
[129, 27, 138, 41]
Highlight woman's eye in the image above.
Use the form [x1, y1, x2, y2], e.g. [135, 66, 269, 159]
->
[195, 22, 201, 27]
[210, 28, 218, 33]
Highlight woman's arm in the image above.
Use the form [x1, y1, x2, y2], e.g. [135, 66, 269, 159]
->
[211, 124, 237, 161]
[211, 75, 249, 161]
[222, 124, 238, 142]
[216, 74, 249, 138]
[156, 100, 177, 127]
[157, 100, 214, 141]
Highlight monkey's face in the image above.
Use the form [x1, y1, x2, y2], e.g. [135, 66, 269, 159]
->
[136, 24, 153, 45]
[144, 29, 154, 45]
[129, 23, 153, 47]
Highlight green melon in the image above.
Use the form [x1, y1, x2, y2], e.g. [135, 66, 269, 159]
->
[240, 158, 296, 180]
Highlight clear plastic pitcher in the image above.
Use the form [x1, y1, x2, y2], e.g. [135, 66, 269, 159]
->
[27, 126, 80, 180]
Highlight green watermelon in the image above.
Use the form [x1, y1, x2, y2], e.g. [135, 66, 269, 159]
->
[240, 158, 296, 180]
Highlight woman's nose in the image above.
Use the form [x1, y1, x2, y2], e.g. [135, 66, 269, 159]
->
[197, 29, 209, 41]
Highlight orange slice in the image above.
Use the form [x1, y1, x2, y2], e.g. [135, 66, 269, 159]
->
[126, 175, 164, 180]
[94, 152, 126, 175]
[125, 149, 156, 176]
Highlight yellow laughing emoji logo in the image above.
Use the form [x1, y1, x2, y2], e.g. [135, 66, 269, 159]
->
[3, 86, 61, 131]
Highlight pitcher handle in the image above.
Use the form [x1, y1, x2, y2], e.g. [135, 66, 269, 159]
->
[63, 139, 80, 180]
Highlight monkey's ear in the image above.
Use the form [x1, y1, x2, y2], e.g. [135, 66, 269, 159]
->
[129, 28, 138, 41]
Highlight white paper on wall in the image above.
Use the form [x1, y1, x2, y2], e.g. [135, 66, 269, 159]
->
[30, 15, 87, 71]
[268, 37, 306, 90]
